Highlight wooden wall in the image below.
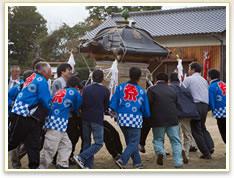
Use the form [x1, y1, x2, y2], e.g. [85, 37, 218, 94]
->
[168, 45, 221, 71]
[95, 61, 151, 89]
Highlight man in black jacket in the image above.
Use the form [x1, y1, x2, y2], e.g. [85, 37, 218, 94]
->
[147, 73, 183, 168]
[169, 72, 200, 164]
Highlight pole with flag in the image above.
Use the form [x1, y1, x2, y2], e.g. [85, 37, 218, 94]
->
[67, 50, 76, 73]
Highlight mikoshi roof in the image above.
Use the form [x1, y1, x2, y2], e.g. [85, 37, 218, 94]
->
[79, 25, 170, 59]
[80, 6, 226, 41]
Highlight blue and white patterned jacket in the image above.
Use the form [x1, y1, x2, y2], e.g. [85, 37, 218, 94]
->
[43, 88, 82, 132]
[8, 85, 21, 116]
[11, 73, 51, 117]
[208, 79, 226, 119]
[110, 82, 150, 128]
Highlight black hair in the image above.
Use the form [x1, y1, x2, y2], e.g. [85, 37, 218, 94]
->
[57, 63, 72, 77]
[71, 74, 83, 89]
[32, 57, 45, 70]
[92, 69, 104, 83]
[190, 62, 201, 73]
[169, 72, 179, 82]
[80, 80, 90, 89]
[72, 71, 80, 78]
[129, 67, 141, 81]
[66, 76, 80, 88]
[208, 69, 220, 80]
[156, 72, 168, 82]
[23, 70, 34, 81]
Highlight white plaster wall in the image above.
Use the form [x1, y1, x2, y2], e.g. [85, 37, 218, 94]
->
[155, 33, 226, 47]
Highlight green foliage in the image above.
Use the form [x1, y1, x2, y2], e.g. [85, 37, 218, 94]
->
[40, 22, 93, 61]
[123, 6, 162, 12]
[85, 6, 122, 22]
[75, 54, 95, 81]
[39, 22, 95, 80]
[40, 23, 72, 62]
[8, 6, 48, 73]
[85, 6, 162, 22]
[8, 5, 162, 80]
[39, 6, 162, 80]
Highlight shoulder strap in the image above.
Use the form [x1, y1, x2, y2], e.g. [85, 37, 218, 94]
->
[20, 83, 24, 91]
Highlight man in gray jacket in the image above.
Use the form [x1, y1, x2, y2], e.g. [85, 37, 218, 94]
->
[52, 63, 72, 95]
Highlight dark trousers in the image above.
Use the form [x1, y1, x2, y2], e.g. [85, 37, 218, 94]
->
[66, 114, 83, 156]
[191, 103, 214, 156]
[139, 117, 151, 146]
[8, 113, 41, 169]
[103, 120, 122, 158]
[217, 118, 226, 144]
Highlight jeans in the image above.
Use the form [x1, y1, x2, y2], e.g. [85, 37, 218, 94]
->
[119, 127, 142, 166]
[152, 125, 183, 167]
[79, 120, 104, 168]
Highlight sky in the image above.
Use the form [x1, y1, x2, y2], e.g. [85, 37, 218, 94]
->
[36, 6, 89, 33]
[36, 4, 204, 33]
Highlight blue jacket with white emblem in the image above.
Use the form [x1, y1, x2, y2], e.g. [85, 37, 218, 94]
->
[208, 80, 226, 119]
[8, 85, 21, 116]
[110, 82, 150, 128]
[11, 73, 51, 117]
[44, 88, 82, 132]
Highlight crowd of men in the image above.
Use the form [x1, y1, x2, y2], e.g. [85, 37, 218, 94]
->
[8, 59, 226, 169]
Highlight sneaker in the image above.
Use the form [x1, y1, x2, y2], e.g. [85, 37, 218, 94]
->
[134, 164, 144, 169]
[138, 144, 146, 153]
[56, 164, 69, 169]
[200, 154, 212, 160]
[175, 165, 183, 168]
[10, 163, 21, 169]
[189, 146, 198, 152]
[115, 159, 126, 169]
[73, 155, 85, 169]
[182, 150, 189, 164]
[52, 154, 57, 166]
[157, 153, 164, 166]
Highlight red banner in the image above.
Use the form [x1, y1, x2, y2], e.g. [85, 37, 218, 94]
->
[203, 51, 210, 80]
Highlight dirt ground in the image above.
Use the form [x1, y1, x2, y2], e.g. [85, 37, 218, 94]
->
[8, 112, 227, 170]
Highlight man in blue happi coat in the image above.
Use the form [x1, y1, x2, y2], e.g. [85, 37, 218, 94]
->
[8, 62, 52, 169]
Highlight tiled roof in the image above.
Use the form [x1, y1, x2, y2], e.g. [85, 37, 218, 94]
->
[80, 6, 226, 41]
